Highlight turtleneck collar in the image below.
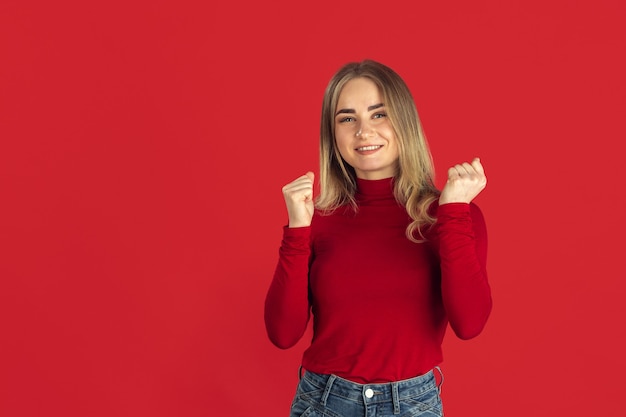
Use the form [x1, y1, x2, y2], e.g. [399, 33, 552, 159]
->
[355, 177, 396, 205]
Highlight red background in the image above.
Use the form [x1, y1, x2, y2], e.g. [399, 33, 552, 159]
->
[1, 1, 625, 416]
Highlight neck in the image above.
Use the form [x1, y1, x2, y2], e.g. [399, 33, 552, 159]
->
[355, 177, 396, 205]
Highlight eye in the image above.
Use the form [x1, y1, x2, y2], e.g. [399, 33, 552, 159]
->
[338, 116, 355, 123]
[373, 112, 387, 119]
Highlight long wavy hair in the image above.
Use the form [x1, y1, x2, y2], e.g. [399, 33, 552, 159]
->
[316, 60, 440, 242]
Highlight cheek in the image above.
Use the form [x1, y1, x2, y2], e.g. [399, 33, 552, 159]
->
[336, 144, 351, 162]
[387, 133, 400, 158]
[335, 133, 352, 154]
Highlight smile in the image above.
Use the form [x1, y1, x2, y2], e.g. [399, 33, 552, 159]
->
[356, 145, 382, 151]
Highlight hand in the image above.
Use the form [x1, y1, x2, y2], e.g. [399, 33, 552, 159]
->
[282, 172, 315, 228]
[439, 158, 487, 204]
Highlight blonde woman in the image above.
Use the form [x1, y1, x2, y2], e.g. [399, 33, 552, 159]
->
[265, 60, 492, 417]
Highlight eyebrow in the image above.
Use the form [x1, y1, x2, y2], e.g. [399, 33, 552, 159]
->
[335, 103, 384, 116]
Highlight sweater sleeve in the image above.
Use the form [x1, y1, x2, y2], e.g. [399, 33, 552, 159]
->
[264, 226, 312, 349]
[435, 202, 492, 340]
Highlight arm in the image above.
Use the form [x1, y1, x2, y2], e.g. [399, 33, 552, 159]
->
[264, 172, 316, 349]
[436, 202, 492, 339]
[436, 157, 492, 339]
[264, 226, 312, 349]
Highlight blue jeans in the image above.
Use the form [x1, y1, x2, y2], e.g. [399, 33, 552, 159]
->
[289, 368, 444, 417]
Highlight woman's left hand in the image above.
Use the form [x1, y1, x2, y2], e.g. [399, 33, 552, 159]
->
[439, 157, 487, 204]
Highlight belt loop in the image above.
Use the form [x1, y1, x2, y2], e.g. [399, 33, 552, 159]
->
[320, 375, 336, 406]
[434, 366, 444, 394]
[391, 382, 400, 415]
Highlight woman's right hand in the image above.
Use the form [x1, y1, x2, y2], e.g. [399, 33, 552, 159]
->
[282, 172, 315, 228]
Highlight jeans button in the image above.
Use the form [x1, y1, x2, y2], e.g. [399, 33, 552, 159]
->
[364, 388, 374, 398]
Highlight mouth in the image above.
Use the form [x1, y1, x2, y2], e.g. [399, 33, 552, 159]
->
[356, 145, 383, 151]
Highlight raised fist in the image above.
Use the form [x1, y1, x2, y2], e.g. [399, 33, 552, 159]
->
[282, 171, 315, 228]
[439, 158, 487, 205]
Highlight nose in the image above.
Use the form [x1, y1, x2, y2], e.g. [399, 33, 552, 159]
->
[355, 122, 376, 138]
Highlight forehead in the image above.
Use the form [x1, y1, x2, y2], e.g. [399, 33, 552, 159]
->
[336, 77, 382, 107]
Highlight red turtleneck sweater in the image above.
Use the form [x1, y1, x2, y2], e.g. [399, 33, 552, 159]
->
[264, 178, 492, 383]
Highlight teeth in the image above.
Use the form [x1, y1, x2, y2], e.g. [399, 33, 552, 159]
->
[357, 145, 382, 151]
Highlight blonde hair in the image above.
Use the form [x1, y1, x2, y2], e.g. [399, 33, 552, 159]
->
[316, 60, 440, 242]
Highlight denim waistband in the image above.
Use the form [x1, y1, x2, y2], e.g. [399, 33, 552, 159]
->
[301, 367, 442, 408]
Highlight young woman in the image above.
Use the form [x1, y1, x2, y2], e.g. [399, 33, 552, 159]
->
[264, 59, 492, 417]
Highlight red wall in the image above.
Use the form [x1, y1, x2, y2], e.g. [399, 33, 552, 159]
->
[1, 1, 625, 416]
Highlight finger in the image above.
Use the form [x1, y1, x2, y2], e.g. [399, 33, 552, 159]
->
[292, 173, 313, 184]
[461, 162, 474, 175]
[292, 172, 314, 188]
[447, 166, 461, 179]
[283, 183, 313, 197]
[471, 158, 485, 175]
[284, 173, 314, 189]
[451, 163, 470, 177]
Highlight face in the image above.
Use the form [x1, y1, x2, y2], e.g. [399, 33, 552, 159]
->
[334, 77, 399, 180]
